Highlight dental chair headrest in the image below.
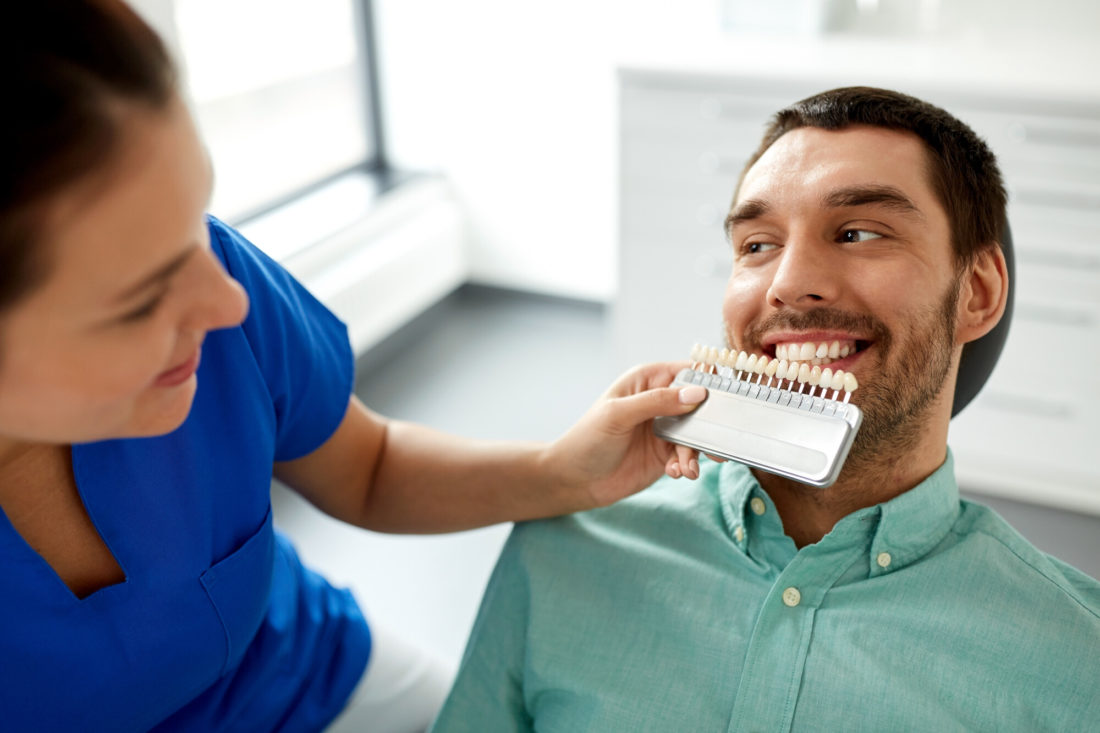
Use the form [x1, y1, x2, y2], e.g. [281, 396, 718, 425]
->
[952, 221, 1014, 417]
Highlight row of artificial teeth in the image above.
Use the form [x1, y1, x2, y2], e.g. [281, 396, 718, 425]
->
[775, 340, 854, 364]
[689, 344, 859, 399]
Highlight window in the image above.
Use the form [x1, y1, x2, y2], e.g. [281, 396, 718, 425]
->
[171, 0, 384, 230]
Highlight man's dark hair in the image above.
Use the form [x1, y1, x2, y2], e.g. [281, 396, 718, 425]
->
[0, 0, 178, 313]
[736, 86, 1007, 267]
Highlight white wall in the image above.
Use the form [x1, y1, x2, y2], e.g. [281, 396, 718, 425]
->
[374, 0, 723, 302]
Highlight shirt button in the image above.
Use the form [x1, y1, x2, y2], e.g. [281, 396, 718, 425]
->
[782, 587, 801, 607]
[734, 526, 745, 543]
[750, 497, 766, 516]
[877, 552, 892, 569]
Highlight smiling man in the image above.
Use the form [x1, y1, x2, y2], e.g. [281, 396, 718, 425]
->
[430, 88, 1100, 732]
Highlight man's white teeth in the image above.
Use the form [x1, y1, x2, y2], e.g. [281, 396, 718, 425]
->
[775, 340, 856, 364]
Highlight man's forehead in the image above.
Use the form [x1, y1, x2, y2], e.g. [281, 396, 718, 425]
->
[735, 125, 932, 206]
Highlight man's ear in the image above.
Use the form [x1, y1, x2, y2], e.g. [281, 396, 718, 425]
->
[956, 245, 1009, 345]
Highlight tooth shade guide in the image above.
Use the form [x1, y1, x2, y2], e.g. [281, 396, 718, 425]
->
[684, 345, 859, 402]
[661, 344, 864, 487]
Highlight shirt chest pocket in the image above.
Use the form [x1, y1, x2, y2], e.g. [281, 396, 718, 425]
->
[199, 508, 275, 676]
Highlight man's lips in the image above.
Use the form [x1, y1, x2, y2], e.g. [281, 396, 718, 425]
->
[154, 347, 201, 388]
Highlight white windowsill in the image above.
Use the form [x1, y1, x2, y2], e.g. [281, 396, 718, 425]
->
[238, 174, 468, 356]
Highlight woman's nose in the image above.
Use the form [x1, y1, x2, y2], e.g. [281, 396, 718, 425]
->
[765, 237, 841, 309]
[184, 251, 250, 332]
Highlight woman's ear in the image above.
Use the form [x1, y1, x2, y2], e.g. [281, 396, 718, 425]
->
[956, 245, 1009, 345]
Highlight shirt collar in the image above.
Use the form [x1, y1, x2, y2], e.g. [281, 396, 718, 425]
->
[716, 450, 961, 574]
[865, 449, 961, 575]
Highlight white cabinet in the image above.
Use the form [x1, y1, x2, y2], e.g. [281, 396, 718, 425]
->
[613, 69, 1100, 515]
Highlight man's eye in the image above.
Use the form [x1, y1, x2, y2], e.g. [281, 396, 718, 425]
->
[839, 229, 883, 243]
[745, 242, 779, 254]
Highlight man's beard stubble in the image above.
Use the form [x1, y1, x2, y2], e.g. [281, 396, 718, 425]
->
[734, 279, 961, 471]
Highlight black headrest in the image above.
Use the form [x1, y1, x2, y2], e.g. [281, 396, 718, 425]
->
[952, 221, 1014, 417]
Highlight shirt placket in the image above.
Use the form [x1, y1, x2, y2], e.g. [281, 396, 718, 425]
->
[726, 529, 866, 733]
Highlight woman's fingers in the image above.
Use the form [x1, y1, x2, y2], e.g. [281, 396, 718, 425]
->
[665, 444, 700, 480]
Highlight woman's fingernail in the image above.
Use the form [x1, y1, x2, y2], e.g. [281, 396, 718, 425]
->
[679, 386, 707, 404]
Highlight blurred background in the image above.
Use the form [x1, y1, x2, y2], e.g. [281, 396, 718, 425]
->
[130, 0, 1100, 668]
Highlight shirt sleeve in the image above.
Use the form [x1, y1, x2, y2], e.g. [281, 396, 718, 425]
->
[430, 528, 534, 732]
[206, 215, 354, 461]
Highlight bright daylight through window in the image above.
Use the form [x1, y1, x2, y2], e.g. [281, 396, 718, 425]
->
[173, 0, 375, 230]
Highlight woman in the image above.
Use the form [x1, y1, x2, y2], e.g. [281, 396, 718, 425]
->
[0, 2, 706, 730]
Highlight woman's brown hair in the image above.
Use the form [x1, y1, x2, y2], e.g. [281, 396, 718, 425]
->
[1, 0, 177, 312]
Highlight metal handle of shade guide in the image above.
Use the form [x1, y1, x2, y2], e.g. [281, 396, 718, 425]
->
[653, 367, 863, 488]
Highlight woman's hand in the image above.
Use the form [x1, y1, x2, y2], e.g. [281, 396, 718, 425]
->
[539, 361, 709, 510]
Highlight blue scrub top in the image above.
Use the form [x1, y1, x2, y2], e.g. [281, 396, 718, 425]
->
[0, 217, 371, 731]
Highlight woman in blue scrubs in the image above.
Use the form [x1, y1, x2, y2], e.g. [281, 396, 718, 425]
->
[0, 2, 707, 731]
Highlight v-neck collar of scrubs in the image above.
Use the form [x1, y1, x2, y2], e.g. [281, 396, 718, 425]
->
[0, 445, 130, 605]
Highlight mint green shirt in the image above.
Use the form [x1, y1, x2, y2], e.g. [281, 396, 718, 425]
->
[432, 453, 1100, 732]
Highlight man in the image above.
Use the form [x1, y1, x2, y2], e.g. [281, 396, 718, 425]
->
[429, 88, 1100, 732]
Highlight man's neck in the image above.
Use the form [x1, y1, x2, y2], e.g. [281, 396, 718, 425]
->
[753, 416, 950, 549]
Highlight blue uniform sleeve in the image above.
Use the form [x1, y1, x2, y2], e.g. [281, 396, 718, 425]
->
[206, 215, 354, 461]
[430, 528, 534, 732]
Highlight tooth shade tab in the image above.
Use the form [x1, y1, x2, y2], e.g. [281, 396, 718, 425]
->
[797, 363, 811, 383]
[844, 372, 859, 392]
[785, 361, 799, 380]
[829, 369, 846, 391]
[734, 351, 748, 370]
[753, 357, 768, 375]
[809, 366, 822, 386]
[744, 354, 759, 372]
[820, 367, 833, 389]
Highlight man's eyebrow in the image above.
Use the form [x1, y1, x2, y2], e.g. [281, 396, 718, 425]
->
[824, 185, 925, 220]
[113, 247, 195, 304]
[725, 199, 771, 231]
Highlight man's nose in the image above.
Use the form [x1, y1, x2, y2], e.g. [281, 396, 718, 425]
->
[765, 236, 841, 309]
